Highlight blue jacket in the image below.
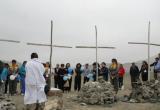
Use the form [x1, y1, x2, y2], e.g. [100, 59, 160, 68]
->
[67, 67, 73, 75]
[19, 65, 26, 78]
[0, 68, 8, 81]
[155, 60, 160, 72]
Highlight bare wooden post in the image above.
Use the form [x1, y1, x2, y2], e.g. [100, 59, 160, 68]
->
[148, 21, 151, 81]
[49, 20, 53, 89]
[95, 25, 98, 81]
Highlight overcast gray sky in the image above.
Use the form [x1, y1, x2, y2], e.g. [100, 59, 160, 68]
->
[0, 0, 160, 66]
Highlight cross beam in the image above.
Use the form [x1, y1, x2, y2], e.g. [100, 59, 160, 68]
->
[26, 42, 72, 48]
[76, 46, 115, 49]
[128, 42, 160, 47]
[0, 39, 20, 43]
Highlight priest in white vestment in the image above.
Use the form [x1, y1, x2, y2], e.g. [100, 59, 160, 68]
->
[24, 53, 47, 110]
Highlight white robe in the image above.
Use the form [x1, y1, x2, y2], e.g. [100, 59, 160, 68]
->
[24, 58, 47, 105]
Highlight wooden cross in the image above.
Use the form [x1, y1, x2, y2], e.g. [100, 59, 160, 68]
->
[128, 21, 160, 81]
[76, 25, 116, 81]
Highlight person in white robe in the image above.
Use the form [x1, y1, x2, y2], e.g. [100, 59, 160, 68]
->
[24, 53, 47, 110]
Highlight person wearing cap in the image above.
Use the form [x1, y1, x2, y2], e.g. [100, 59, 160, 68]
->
[150, 57, 159, 80]
[24, 53, 47, 110]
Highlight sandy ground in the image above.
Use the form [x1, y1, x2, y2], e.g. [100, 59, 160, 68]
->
[11, 74, 160, 110]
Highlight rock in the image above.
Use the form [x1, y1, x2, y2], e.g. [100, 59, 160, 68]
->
[80, 103, 87, 106]
[47, 88, 63, 97]
[129, 99, 138, 103]
[45, 88, 63, 110]
[0, 94, 16, 110]
[77, 79, 116, 105]
[121, 95, 129, 102]
[125, 80, 160, 103]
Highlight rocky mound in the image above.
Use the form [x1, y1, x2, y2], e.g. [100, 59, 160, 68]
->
[122, 80, 160, 103]
[77, 79, 116, 105]
[0, 94, 16, 110]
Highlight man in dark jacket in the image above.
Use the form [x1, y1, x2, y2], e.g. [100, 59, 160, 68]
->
[100, 62, 109, 81]
[54, 64, 59, 88]
[58, 64, 66, 91]
[130, 63, 139, 88]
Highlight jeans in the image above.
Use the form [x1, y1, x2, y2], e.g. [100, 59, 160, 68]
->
[21, 77, 25, 94]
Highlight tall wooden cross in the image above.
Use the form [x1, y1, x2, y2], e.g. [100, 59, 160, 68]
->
[128, 21, 160, 81]
[26, 20, 73, 72]
[76, 25, 116, 81]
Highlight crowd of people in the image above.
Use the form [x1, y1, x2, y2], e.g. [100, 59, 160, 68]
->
[0, 53, 160, 110]
[130, 53, 160, 88]
[52, 58, 125, 93]
[0, 56, 125, 96]
[0, 60, 27, 96]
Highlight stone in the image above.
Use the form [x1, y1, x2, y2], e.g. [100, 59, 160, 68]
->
[125, 80, 160, 103]
[45, 88, 63, 110]
[77, 79, 116, 105]
[47, 88, 63, 97]
[80, 103, 87, 106]
[0, 94, 17, 110]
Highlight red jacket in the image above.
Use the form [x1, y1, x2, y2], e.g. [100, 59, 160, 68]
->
[118, 67, 125, 77]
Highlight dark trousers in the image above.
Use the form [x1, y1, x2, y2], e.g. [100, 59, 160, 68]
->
[119, 77, 123, 88]
[83, 77, 89, 84]
[54, 77, 59, 88]
[154, 72, 157, 80]
[74, 76, 81, 91]
[103, 75, 108, 81]
[131, 76, 138, 88]
[58, 77, 64, 91]
[5, 79, 9, 94]
[9, 79, 17, 95]
[69, 77, 72, 91]
[141, 74, 148, 82]
[93, 75, 96, 82]
[110, 77, 119, 93]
